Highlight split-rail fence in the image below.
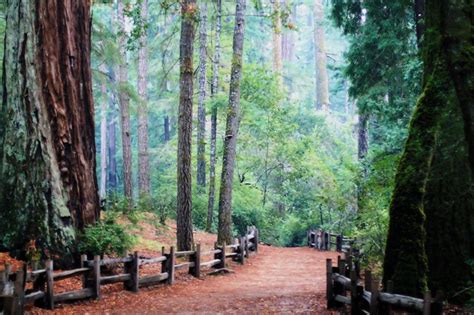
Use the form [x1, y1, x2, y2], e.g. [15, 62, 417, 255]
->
[0, 226, 259, 315]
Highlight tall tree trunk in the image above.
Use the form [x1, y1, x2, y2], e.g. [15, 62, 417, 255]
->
[217, 0, 247, 245]
[0, 0, 99, 259]
[138, 0, 150, 197]
[413, 0, 424, 48]
[99, 64, 108, 199]
[177, 0, 196, 251]
[117, 0, 133, 206]
[207, 0, 222, 232]
[196, 2, 207, 190]
[272, 0, 283, 86]
[313, 0, 329, 111]
[383, 0, 473, 297]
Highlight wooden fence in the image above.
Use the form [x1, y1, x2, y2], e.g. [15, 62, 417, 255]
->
[310, 228, 444, 315]
[307, 229, 356, 252]
[0, 226, 259, 314]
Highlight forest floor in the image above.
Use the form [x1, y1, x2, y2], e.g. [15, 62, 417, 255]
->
[27, 245, 340, 314]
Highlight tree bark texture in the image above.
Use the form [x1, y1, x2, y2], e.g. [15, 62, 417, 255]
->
[196, 1, 207, 190]
[164, 115, 170, 143]
[117, 0, 133, 205]
[383, 0, 473, 298]
[207, 0, 222, 232]
[138, 0, 150, 197]
[313, 0, 329, 111]
[217, 0, 246, 245]
[177, 0, 196, 251]
[0, 0, 99, 257]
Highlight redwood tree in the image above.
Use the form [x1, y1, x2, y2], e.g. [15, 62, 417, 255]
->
[176, 0, 196, 251]
[313, 0, 329, 111]
[0, 0, 99, 258]
[217, 0, 247, 245]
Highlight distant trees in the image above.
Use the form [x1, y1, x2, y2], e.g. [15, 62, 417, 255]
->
[207, 0, 222, 232]
[217, 0, 247, 245]
[313, 0, 329, 111]
[137, 0, 150, 197]
[271, 0, 283, 86]
[177, 0, 196, 251]
[0, 0, 99, 258]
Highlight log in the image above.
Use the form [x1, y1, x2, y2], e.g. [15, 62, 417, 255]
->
[334, 294, 351, 304]
[175, 250, 195, 258]
[53, 267, 90, 281]
[139, 256, 166, 266]
[225, 244, 239, 249]
[200, 259, 221, 268]
[53, 288, 94, 303]
[24, 291, 45, 304]
[138, 273, 168, 286]
[378, 292, 424, 312]
[174, 262, 195, 271]
[85, 256, 132, 267]
[333, 274, 351, 290]
[201, 249, 222, 256]
[225, 252, 238, 257]
[100, 273, 131, 285]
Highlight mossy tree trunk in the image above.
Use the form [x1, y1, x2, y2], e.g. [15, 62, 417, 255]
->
[217, 0, 247, 245]
[383, 0, 473, 298]
[177, 0, 196, 251]
[0, 0, 99, 259]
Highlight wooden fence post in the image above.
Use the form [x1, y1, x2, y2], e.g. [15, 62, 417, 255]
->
[350, 269, 358, 315]
[338, 258, 346, 275]
[190, 244, 201, 278]
[369, 279, 380, 315]
[239, 237, 246, 265]
[307, 230, 310, 247]
[325, 232, 329, 250]
[161, 246, 167, 273]
[167, 246, 175, 285]
[219, 242, 226, 269]
[93, 255, 101, 299]
[130, 251, 139, 292]
[326, 259, 334, 308]
[45, 260, 54, 310]
[254, 228, 259, 253]
[422, 291, 431, 315]
[364, 270, 372, 292]
[336, 234, 343, 252]
[80, 254, 88, 290]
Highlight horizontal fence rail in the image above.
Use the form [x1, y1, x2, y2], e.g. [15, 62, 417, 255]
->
[0, 226, 259, 314]
[307, 229, 356, 253]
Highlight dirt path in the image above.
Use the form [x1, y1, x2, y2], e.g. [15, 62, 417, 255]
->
[29, 246, 340, 314]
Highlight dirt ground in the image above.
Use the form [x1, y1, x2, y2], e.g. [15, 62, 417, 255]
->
[27, 246, 340, 314]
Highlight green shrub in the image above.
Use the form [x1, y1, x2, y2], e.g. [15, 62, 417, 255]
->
[77, 213, 134, 256]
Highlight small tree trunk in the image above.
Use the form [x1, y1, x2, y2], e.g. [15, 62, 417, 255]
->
[217, 0, 247, 245]
[117, 0, 133, 207]
[313, 0, 329, 111]
[177, 0, 196, 251]
[196, 1, 208, 190]
[0, 0, 99, 258]
[207, 0, 222, 232]
[164, 115, 170, 143]
[99, 64, 108, 199]
[137, 0, 150, 197]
